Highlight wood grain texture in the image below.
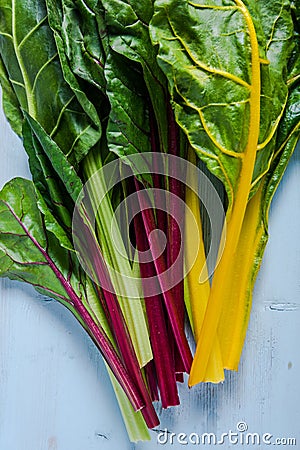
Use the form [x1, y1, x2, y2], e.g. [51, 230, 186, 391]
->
[0, 95, 299, 449]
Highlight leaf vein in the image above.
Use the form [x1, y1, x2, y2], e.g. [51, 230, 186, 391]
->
[32, 52, 58, 93]
[49, 95, 75, 139]
[166, 9, 250, 89]
[18, 15, 48, 50]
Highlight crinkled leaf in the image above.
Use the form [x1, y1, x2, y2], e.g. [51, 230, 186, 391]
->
[22, 120, 73, 231]
[96, 0, 169, 156]
[105, 52, 151, 160]
[0, 0, 101, 166]
[258, 5, 300, 215]
[45, 0, 107, 126]
[46, 0, 107, 92]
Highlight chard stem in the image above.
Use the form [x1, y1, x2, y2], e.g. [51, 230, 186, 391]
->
[218, 186, 266, 370]
[8, 199, 145, 411]
[134, 211, 180, 408]
[134, 179, 193, 373]
[75, 211, 159, 428]
[185, 148, 224, 382]
[189, 0, 261, 385]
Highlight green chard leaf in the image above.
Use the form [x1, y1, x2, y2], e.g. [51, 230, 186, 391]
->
[0, 0, 101, 166]
[196, 1, 300, 377]
[94, 0, 169, 159]
[24, 112, 83, 203]
[0, 177, 83, 304]
[22, 120, 74, 231]
[45, 0, 107, 128]
[102, 0, 168, 144]
[21, 109, 84, 234]
[46, 0, 107, 93]
[105, 51, 152, 160]
[150, 0, 296, 207]
[263, 51, 300, 219]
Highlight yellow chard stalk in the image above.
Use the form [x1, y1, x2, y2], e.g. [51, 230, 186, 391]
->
[185, 147, 224, 382]
[189, 0, 261, 384]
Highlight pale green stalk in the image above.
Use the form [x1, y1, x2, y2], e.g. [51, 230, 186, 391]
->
[83, 149, 152, 368]
[84, 279, 151, 442]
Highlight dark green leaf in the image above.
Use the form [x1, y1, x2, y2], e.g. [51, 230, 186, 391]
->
[24, 112, 83, 203]
[22, 120, 73, 231]
[0, 0, 101, 166]
[0, 56, 23, 135]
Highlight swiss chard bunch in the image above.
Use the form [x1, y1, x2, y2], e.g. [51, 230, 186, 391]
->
[0, 0, 299, 442]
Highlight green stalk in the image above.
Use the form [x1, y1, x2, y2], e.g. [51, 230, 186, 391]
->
[82, 148, 152, 368]
[84, 279, 151, 441]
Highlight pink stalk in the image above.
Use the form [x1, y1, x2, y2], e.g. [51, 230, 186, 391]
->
[8, 202, 145, 412]
[176, 373, 184, 383]
[74, 213, 159, 428]
[134, 211, 180, 408]
[145, 361, 159, 403]
[133, 179, 193, 373]
[166, 103, 186, 374]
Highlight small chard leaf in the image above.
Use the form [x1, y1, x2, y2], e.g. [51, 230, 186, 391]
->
[182, 0, 299, 384]
[0, 0, 101, 166]
[0, 177, 83, 303]
[22, 120, 73, 231]
[263, 77, 300, 216]
[105, 52, 151, 159]
[24, 113, 83, 203]
[249, 0, 296, 194]
[35, 190, 74, 252]
[99, 0, 169, 154]
[45, 0, 105, 128]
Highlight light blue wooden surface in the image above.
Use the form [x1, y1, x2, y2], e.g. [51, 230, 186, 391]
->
[0, 98, 299, 450]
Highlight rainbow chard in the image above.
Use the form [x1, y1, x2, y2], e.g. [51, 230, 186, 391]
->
[0, 0, 299, 443]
